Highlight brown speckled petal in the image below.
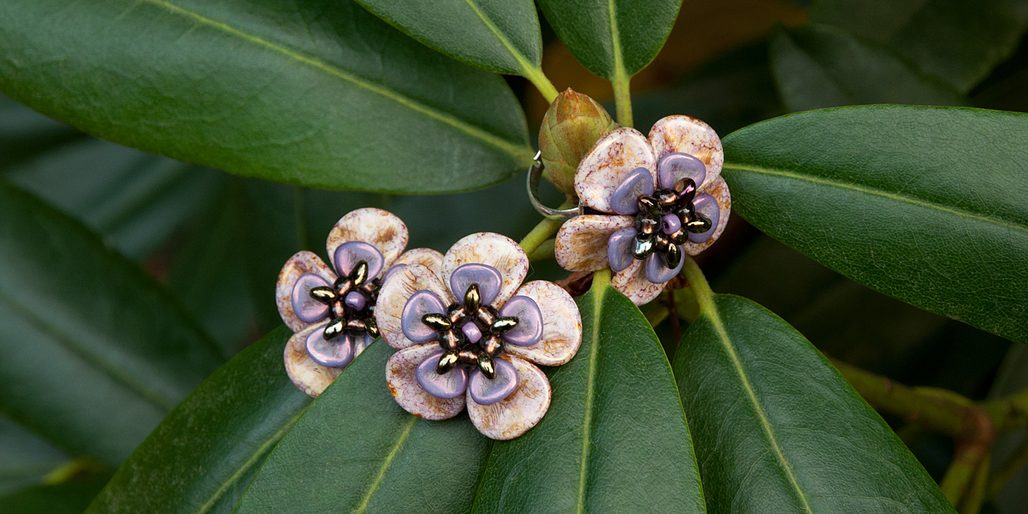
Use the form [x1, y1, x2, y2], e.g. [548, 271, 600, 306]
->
[326, 208, 409, 270]
[505, 281, 582, 366]
[442, 233, 528, 307]
[648, 115, 724, 190]
[683, 176, 731, 256]
[386, 344, 466, 420]
[554, 215, 634, 272]
[574, 127, 657, 213]
[276, 251, 337, 332]
[611, 260, 666, 306]
[393, 248, 444, 275]
[467, 355, 551, 440]
[284, 322, 341, 398]
[376, 263, 452, 350]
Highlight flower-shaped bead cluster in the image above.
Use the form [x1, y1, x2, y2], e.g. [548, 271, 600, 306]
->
[276, 208, 441, 397]
[376, 233, 582, 440]
[555, 115, 731, 305]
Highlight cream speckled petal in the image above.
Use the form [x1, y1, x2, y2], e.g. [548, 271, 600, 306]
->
[386, 344, 466, 420]
[276, 251, 337, 332]
[683, 176, 732, 256]
[284, 322, 341, 398]
[505, 281, 582, 366]
[326, 208, 409, 271]
[554, 215, 634, 272]
[393, 248, 444, 275]
[611, 260, 666, 306]
[574, 128, 657, 213]
[442, 233, 528, 307]
[467, 355, 551, 440]
[376, 263, 452, 350]
[648, 115, 724, 190]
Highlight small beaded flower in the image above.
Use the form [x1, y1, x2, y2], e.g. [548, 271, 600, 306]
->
[276, 208, 441, 397]
[376, 232, 582, 440]
[554, 115, 731, 305]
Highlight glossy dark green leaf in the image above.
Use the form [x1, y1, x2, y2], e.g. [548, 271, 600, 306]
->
[355, 0, 543, 77]
[769, 25, 962, 111]
[0, 181, 223, 465]
[472, 285, 704, 512]
[0, 0, 531, 193]
[722, 106, 1028, 343]
[236, 341, 489, 512]
[810, 0, 1028, 92]
[674, 294, 952, 512]
[0, 417, 69, 496]
[537, 0, 682, 79]
[88, 327, 309, 513]
[1, 476, 110, 514]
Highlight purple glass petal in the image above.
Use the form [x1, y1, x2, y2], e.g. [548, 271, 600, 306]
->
[498, 295, 543, 347]
[462, 322, 483, 344]
[468, 358, 518, 405]
[381, 263, 405, 284]
[657, 153, 706, 190]
[333, 241, 385, 280]
[306, 329, 355, 368]
[415, 351, 468, 399]
[353, 333, 375, 355]
[291, 273, 331, 323]
[609, 167, 655, 215]
[606, 227, 637, 273]
[661, 213, 682, 235]
[401, 290, 447, 342]
[689, 193, 720, 243]
[344, 291, 367, 311]
[644, 250, 685, 284]
[449, 263, 502, 306]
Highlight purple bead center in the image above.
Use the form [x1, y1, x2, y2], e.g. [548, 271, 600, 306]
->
[302, 259, 381, 366]
[403, 270, 542, 404]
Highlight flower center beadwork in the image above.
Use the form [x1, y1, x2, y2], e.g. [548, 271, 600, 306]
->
[309, 260, 380, 341]
[421, 282, 519, 380]
[629, 177, 711, 270]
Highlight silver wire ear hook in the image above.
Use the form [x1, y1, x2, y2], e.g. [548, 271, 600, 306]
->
[526, 151, 583, 220]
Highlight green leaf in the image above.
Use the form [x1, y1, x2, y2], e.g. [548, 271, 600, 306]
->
[674, 293, 953, 511]
[810, 0, 1028, 92]
[722, 106, 1028, 343]
[0, 417, 68, 496]
[769, 25, 963, 111]
[236, 341, 489, 512]
[87, 327, 309, 513]
[0, 181, 223, 465]
[1, 476, 111, 514]
[537, 0, 682, 80]
[0, 0, 531, 193]
[472, 284, 705, 512]
[354, 0, 551, 89]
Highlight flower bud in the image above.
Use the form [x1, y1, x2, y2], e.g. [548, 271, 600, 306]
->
[538, 89, 616, 197]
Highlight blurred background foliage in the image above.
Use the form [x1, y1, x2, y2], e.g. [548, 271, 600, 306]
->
[0, 0, 1026, 511]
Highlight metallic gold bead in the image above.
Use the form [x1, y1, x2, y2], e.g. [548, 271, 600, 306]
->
[491, 316, 519, 334]
[350, 260, 369, 286]
[478, 354, 496, 379]
[436, 351, 459, 374]
[309, 286, 336, 304]
[422, 313, 452, 331]
[464, 283, 481, 312]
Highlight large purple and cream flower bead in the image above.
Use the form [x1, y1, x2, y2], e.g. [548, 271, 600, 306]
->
[554, 115, 731, 305]
[376, 233, 582, 440]
[276, 208, 442, 397]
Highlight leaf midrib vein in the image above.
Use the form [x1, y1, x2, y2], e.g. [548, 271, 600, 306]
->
[352, 414, 418, 513]
[462, 0, 537, 77]
[135, 0, 527, 159]
[199, 403, 310, 513]
[699, 295, 813, 513]
[725, 162, 1028, 234]
[575, 287, 606, 513]
[607, 0, 628, 84]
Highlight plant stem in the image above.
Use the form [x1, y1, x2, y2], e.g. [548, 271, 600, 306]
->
[525, 67, 559, 103]
[681, 257, 715, 318]
[518, 217, 562, 256]
[611, 73, 633, 127]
